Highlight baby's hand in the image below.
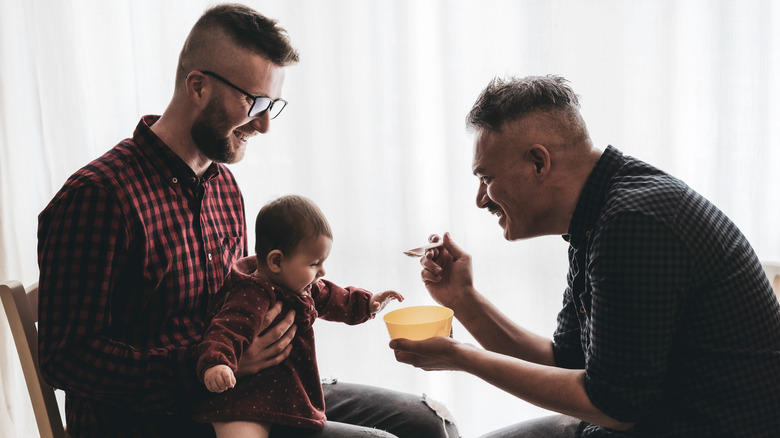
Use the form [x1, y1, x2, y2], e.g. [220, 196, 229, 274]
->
[370, 290, 404, 314]
[204, 364, 236, 393]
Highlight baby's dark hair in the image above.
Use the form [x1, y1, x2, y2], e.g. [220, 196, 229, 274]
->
[255, 195, 332, 258]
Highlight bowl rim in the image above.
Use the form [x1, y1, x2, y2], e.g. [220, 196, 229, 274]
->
[383, 305, 454, 325]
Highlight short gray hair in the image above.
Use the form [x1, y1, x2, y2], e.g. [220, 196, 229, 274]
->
[466, 75, 581, 132]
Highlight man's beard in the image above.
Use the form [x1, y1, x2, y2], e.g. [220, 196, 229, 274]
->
[191, 98, 245, 164]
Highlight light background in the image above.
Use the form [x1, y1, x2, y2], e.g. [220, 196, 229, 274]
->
[1, 1, 779, 437]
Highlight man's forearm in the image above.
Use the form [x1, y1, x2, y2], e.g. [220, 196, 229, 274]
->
[455, 344, 633, 431]
[452, 288, 557, 366]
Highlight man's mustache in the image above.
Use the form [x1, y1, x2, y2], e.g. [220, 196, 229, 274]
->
[485, 201, 502, 214]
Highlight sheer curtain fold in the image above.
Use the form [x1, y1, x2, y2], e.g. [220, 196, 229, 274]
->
[2, 1, 779, 437]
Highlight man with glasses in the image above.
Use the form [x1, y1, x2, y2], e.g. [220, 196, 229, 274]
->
[37, 4, 457, 437]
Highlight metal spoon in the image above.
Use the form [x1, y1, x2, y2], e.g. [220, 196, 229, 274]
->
[403, 240, 444, 257]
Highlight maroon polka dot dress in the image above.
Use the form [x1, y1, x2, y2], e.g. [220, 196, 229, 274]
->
[191, 256, 374, 429]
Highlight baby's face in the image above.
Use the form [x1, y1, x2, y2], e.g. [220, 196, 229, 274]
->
[277, 234, 332, 295]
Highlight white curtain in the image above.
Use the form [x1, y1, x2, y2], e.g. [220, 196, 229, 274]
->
[2, 1, 779, 436]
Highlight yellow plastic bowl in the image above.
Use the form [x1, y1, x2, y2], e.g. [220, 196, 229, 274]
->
[383, 305, 454, 340]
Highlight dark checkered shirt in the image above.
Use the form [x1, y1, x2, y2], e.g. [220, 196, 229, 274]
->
[554, 146, 780, 437]
[37, 116, 246, 437]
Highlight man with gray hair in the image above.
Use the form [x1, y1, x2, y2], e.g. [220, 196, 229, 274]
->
[391, 75, 780, 437]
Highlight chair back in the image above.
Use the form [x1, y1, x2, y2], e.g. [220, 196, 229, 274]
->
[761, 261, 780, 299]
[1, 280, 67, 438]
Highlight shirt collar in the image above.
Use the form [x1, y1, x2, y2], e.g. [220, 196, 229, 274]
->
[565, 145, 625, 247]
[133, 115, 222, 188]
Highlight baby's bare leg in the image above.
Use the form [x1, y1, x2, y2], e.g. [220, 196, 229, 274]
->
[213, 421, 271, 438]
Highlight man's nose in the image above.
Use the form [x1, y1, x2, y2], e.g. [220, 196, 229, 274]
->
[476, 183, 489, 209]
[250, 112, 271, 134]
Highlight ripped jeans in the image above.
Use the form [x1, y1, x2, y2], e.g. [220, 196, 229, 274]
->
[271, 381, 460, 438]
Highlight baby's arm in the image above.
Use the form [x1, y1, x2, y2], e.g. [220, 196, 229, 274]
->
[370, 290, 404, 314]
[314, 281, 403, 323]
[204, 364, 236, 393]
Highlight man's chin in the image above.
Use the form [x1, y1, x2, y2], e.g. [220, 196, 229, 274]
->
[223, 146, 245, 164]
[501, 221, 525, 241]
[503, 228, 515, 241]
[498, 216, 514, 240]
[198, 140, 244, 164]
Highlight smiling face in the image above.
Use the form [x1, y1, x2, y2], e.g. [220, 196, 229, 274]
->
[275, 234, 333, 296]
[471, 121, 553, 241]
[191, 55, 286, 164]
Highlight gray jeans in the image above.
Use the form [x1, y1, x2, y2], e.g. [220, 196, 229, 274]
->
[271, 381, 460, 438]
[478, 414, 581, 438]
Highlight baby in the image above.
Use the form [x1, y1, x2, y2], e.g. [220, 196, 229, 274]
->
[192, 194, 403, 437]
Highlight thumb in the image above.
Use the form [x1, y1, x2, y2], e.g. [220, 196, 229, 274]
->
[442, 232, 467, 258]
[389, 337, 415, 352]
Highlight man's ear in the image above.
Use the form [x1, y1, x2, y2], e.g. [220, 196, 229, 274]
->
[184, 71, 208, 104]
[266, 249, 283, 273]
[528, 144, 551, 177]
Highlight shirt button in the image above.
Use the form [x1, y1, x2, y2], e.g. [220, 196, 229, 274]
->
[207, 253, 213, 261]
[171, 177, 178, 184]
[585, 231, 591, 238]
[579, 305, 586, 314]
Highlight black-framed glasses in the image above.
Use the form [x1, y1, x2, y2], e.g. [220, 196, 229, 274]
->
[201, 71, 288, 119]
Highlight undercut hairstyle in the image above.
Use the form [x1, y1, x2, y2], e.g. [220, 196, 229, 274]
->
[255, 195, 332, 258]
[176, 3, 300, 83]
[466, 75, 583, 133]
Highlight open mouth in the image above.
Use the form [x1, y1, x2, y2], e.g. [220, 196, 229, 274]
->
[489, 207, 506, 227]
[233, 130, 250, 142]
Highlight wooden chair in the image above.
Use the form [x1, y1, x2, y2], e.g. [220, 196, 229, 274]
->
[1, 280, 67, 438]
[761, 261, 780, 299]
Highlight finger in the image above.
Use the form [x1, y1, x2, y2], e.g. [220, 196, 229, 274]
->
[261, 300, 284, 331]
[420, 251, 443, 273]
[391, 345, 428, 368]
[380, 290, 404, 301]
[263, 340, 294, 368]
[389, 338, 418, 353]
[208, 380, 223, 393]
[219, 374, 230, 389]
[259, 309, 296, 344]
[421, 267, 441, 284]
[263, 323, 296, 362]
[393, 349, 416, 366]
[441, 232, 466, 258]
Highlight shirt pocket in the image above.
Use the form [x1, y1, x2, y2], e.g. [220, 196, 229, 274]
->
[219, 234, 244, 274]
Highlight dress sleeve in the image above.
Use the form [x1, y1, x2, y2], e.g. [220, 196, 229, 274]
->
[312, 279, 373, 324]
[37, 184, 197, 411]
[196, 283, 273, 380]
[584, 213, 690, 422]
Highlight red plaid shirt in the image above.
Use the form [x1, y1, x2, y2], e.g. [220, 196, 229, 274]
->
[37, 115, 246, 437]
